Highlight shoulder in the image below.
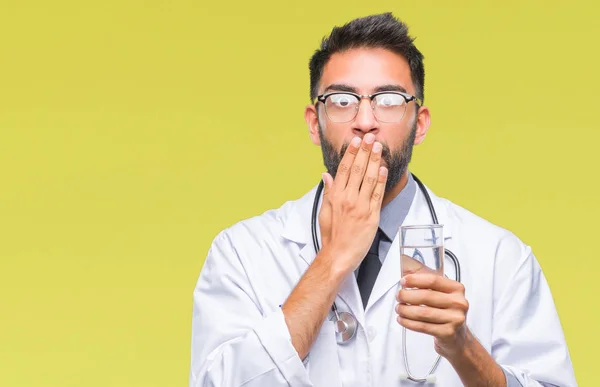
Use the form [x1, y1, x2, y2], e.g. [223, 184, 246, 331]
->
[210, 185, 317, 252]
[429, 190, 542, 297]
[430, 189, 531, 261]
[210, 204, 288, 251]
[444, 196, 511, 238]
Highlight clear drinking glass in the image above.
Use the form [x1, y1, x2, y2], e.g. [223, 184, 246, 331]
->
[399, 225, 444, 280]
[399, 225, 445, 382]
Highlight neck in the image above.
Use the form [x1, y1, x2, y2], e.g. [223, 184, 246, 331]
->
[382, 171, 409, 209]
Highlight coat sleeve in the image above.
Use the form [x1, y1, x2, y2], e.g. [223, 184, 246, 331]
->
[491, 234, 577, 386]
[189, 230, 313, 387]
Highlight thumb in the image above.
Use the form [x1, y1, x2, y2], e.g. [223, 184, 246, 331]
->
[321, 172, 332, 198]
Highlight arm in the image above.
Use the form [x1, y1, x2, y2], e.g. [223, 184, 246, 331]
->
[190, 231, 313, 387]
[397, 275, 506, 387]
[191, 135, 388, 386]
[283, 134, 387, 359]
[396, 236, 577, 387]
[444, 329, 507, 386]
[490, 241, 577, 386]
[281, 247, 347, 360]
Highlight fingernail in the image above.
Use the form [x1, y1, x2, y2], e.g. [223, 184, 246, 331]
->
[400, 277, 406, 286]
[364, 133, 375, 144]
[351, 136, 361, 147]
[372, 142, 382, 152]
[379, 167, 387, 176]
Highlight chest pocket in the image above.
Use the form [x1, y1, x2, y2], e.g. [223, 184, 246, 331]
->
[305, 321, 342, 387]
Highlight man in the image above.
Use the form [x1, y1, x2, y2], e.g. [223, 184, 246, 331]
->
[190, 13, 576, 387]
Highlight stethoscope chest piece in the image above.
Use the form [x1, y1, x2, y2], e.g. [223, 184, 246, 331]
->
[330, 311, 358, 344]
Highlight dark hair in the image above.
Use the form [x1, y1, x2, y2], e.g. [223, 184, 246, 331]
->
[308, 13, 425, 103]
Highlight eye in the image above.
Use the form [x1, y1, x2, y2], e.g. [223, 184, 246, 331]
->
[375, 93, 405, 107]
[328, 94, 357, 108]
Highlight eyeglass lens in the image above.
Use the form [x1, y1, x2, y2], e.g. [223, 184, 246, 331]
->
[324, 93, 407, 123]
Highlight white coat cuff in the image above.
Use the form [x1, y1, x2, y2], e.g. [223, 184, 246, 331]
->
[501, 365, 524, 387]
[253, 308, 311, 386]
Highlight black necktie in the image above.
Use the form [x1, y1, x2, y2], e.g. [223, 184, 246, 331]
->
[357, 229, 386, 308]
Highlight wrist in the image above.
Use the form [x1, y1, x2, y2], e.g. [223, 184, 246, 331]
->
[313, 245, 354, 281]
[442, 328, 474, 363]
[442, 329, 505, 387]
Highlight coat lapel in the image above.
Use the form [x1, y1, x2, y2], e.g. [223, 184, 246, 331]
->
[366, 185, 454, 312]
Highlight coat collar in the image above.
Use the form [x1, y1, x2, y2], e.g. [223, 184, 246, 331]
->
[280, 184, 320, 247]
[281, 180, 453, 248]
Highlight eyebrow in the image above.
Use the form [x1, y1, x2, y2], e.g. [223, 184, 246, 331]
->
[323, 83, 409, 95]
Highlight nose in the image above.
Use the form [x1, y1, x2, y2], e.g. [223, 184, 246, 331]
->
[352, 98, 379, 135]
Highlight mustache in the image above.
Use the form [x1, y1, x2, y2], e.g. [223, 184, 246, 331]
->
[318, 123, 416, 194]
[339, 141, 392, 159]
[327, 141, 394, 180]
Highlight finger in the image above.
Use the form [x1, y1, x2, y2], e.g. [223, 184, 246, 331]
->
[345, 133, 375, 193]
[396, 303, 463, 324]
[401, 273, 465, 294]
[400, 254, 427, 276]
[319, 173, 334, 222]
[397, 316, 454, 339]
[333, 136, 362, 190]
[358, 141, 382, 202]
[370, 166, 388, 210]
[321, 172, 333, 199]
[396, 288, 458, 309]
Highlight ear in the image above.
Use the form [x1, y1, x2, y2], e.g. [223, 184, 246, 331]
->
[305, 104, 321, 146]
[413, 105, 431, 146]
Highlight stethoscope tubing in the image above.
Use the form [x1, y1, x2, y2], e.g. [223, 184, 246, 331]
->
[310, 173, 462, 382]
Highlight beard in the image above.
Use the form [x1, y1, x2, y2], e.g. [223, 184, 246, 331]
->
[318, 122, 417, 194]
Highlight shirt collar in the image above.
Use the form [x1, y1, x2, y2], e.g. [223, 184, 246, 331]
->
[379, 172, 417, 241]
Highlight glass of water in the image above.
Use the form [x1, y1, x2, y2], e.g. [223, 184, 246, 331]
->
[399, 225, 444, 280]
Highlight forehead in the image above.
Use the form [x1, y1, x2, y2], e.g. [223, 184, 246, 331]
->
[320, 47, 414, 95]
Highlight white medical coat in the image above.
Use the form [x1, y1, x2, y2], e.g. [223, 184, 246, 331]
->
[190, 183, 577, 386]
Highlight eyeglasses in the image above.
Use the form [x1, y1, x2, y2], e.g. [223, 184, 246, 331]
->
[316, 91, 422, 123]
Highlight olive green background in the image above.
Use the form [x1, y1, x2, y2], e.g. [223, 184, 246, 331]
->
[1, 1, 597, 386]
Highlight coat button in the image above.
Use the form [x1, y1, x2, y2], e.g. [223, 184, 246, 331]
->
[367, 326, 376, 341]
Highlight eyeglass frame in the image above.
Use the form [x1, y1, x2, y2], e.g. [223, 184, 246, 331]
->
[315, 90, 423, 123]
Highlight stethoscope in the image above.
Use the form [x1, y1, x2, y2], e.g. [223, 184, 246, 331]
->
[310, 173, 462, 383]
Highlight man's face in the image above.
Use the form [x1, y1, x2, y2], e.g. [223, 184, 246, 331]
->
[306, 47, 428, 193]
